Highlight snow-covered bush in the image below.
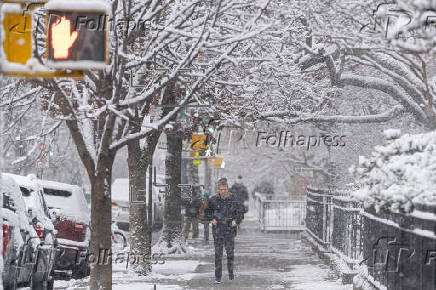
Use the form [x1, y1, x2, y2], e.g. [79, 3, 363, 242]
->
[351, 129, 436, 214]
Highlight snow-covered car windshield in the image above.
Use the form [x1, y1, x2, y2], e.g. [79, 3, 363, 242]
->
[43, 188, 72, 197]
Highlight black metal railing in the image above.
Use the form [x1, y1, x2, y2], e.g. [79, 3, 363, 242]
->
[305, 187, 436, 289]
[331, 196, 363, 267]
[306, 188, 332, 247]
[361, 204, 436, 289]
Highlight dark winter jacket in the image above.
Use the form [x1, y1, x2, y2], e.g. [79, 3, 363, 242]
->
[230, 183, 249, 201]
[182, 195, 203, 217]
[230, 183, 249, 213]
[204, 194, 244, 237]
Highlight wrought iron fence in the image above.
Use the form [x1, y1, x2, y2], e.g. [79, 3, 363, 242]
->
[331, 196, 363, 267]
[305, 187, 364, 265]
[305, 187, 436, 289]
[306, 187, 334, 247]
[361, 204, 436, 290]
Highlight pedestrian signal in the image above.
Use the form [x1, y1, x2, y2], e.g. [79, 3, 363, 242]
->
[46, 8, 108, 69]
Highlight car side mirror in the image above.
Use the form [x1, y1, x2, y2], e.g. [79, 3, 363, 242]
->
[49, 209, 60, 223]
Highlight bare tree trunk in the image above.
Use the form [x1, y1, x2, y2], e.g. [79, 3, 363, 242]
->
[153, 124, 186, 254]
[127, 127, 161, 275]
[89, 155, 114, 290]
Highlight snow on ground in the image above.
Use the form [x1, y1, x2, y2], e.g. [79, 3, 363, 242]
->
[283, 264, 351, 290]
[51, 219, 351, 289]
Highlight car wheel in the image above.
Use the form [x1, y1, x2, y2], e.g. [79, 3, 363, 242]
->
[47, 278, 54, 290]
[30, 272, 44, 290]
[72, 260, 90, 279]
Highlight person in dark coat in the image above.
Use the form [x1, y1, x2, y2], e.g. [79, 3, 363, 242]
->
[204, 177, 244, 284]
[230, 175, 249, 213]
[198, 190, 211, 242]
[182, 186, 203, 241]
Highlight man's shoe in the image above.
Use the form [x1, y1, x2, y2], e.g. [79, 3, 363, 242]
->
[214, 279, 222, 284]
[229, 273, 234, 280]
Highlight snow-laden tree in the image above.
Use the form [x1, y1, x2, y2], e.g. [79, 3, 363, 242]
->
[218, 0, 436, 129]
[0, 81, 73, 176]
[216, 0, 436, 191]
[351, 129, 436, 214]
[291, 0, 436, 129]
[2, 0, 270, 286]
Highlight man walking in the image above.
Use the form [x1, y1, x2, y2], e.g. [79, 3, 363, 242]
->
[205, 177, 244, 284]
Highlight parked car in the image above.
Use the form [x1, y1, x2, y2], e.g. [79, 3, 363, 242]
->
[1, 174, 40, 290]
[37, 179, 90, 279]
[111, 179, 130, 233]
[4, 173, 57, 290]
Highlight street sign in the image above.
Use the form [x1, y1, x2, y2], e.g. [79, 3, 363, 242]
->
[208, 156, 224, 168]
[191, 134, 208, 150]
[45, 1, 109, 69]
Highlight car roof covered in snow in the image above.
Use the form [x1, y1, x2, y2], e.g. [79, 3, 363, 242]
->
[37, 179, 90, 224]
[4, 173, 54, 231]
[1, 174, 39, 247]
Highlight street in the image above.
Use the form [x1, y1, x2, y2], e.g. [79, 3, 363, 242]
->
[51, 217, 351, 290]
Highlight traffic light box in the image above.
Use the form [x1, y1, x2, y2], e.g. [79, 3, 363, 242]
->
[0, 0, 109, 77]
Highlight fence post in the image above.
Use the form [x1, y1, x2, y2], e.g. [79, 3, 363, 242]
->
[322, 194, 327, 243]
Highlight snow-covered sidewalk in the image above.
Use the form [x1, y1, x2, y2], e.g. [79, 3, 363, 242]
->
[53, 218, 352, 289]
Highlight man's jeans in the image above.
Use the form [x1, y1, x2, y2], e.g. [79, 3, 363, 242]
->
[213, 234, 235, 280]
[203, 222, 210, 241]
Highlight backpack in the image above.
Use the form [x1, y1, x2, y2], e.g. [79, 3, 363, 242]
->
[198, 199, 209, 221]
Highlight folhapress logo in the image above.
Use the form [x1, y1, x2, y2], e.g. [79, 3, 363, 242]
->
[255, 131, 346, 151]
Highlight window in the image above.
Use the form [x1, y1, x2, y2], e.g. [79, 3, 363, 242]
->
[3, 193, 16, 212]
[20, 186, 32, 197]
[43, 188, 72, 197]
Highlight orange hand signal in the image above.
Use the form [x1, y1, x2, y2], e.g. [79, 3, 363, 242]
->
[51, 16, 79, 59]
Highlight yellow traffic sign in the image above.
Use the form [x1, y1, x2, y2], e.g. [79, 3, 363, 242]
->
[191, 134, 208, 150]
[208, 157, 224, 168]
[3, 13, 32, 64]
